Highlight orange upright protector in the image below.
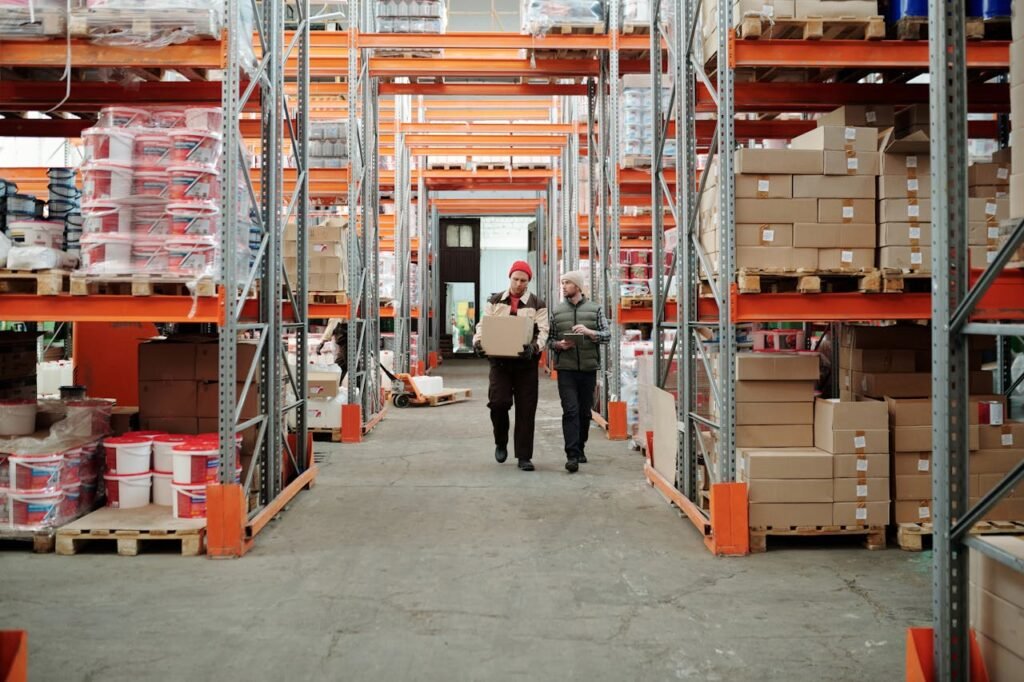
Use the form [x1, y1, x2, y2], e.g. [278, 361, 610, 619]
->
[341, 404, 363, 443]
[607, 401, 628, 441]
[708, 482, 749, 556]
[0, 631, 27, 682]
[205, 483, 248, 558]
[905, 627, 989, 682]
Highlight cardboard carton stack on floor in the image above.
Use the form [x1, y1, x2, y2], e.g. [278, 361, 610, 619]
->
[970, 537, 1024, 680]
[284, 216, 349, 294]
[814, 398, 891, 526]
[734, 352, 818, 448]
[739, 447, 834, 528]
[789, 121, 879, 272]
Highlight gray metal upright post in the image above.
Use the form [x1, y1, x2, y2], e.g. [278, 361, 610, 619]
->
[608, 0, 622, 403]
[675, 0, 693, 495]
[346, 0, 363, 409]
[650, 0, 664, 386]
[431, 205, 441, 361]
[716, 0, 736, 483]
[587, 79, 599, 297]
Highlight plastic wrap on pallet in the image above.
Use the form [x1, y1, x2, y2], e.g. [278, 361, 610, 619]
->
[621, 82, 676, 164]
[622, 0, 650, 25]
[0, 0, 66, 38]
[521, 0, 606, 36]
[375, 0, 447, 34]
[7, 246, 79, 270]
[309, 119, 349, 169]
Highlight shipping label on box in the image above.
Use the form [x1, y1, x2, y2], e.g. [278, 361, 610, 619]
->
[817, 199, 875, 224]
[833, 453, 890, 478]
[834, 477, 889, 502]
[895, 499, 933, 523]
[879, 222, 932, 247]
[968, 197, 1010, 223]
[978, 423, 1024, 449]
[307, 369, 342, 399]
[833, 501, 890, 526]
[817, 104, 894, 128]
[735, 352, 820, 380]
[735, 174, 794, 198]
[817, 248, 875, 270]
[879, 199, 931, 223]
[968, 162, 1011, 187]
[880, 153, 932, 177]
[894, 452, 933, 475]
[823, 150, 879, 176]
[792, 174, 876, 199]
[878, 173, 932, 200]
[735, 224, 794, 247]
[879, 246, 930, 272]
[747, 478, 834, 503]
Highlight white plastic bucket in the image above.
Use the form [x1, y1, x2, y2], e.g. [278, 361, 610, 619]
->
[124, 431, 168, 442]
[65, 400, 113, 437]
[152, 471, 174, 506]
[168, 165, 220, 202]
[104, 472, 152, 509]
[7, 220, 63, 249]
[132, 168, 172, 200]
[103, 435, 152, 475]
[172, 443, 219, 485]
[132, 205, 170, 236]
[134, 132, 174, 166]
[184, 107, 223, 132]
[150, 109, 185, 129]
[132, 238, 169, 272]
[82, 162, 133, 201]
[166, 236, 216, 276]
[11, 490, 63, 529]
[97, 106, 151, 128]
[171, 483, 207, 519]
[151, 435, 188, 471]
[0, 399, 37, 436]
[82, 127, 136, 164]
[168, 201, 219, 236]
[169, 130, 223, 166]
[80, 233, 133, 275]
[82, 200, 131, 234]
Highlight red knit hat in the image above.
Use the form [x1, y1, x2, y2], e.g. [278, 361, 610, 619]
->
[508, 260, 533, 280]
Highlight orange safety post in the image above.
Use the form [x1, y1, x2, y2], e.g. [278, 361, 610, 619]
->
[607, 401, 628, 441]
[341, 404, 363, 443]
[206, 483, 248, 558]
[644, 431, 654, 465]
[905, 627, 989, 682]
[428, 351, 439, 369]
[708, 482, 749, 556]
[0, 631, 27, 682]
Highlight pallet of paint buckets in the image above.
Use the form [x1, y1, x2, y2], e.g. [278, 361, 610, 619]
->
[56, 505, 205, 557]
[749, 525, 887, 553]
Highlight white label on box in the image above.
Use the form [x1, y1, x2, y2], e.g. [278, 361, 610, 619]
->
[986, 201, 998, 216]
[758, 179, 770, 193]
[918, 458, 930, 472]
[842, 206, 855, 219]
[989, 226, 1001, 240]
[762, 229, 775, 243]
[908, 204, 921, 218]
[919, 506, 931, 519]
[856, 484, 868, 498]
[987, 250, 997, 264]
[857, 459, 869, 472]
[907, 178, 919, 192]
[844, 127, 857, 140]
[853, 435, 866, 448]
[989, 403, 1004, 425]
[1002, 433, 1014, 447]
[866, 111, 877, 123]
[998, 166, 1009, 180]
[907, 156, 918, 168]
[847, 157, 859, 171]
[909, 226, 922, 240]
[911, 250, 923, 265]
[856, 507, 868, 520]
[841, 250, 854, 264]
[761, 4, 774, 17]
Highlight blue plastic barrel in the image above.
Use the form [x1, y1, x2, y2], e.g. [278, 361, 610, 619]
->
[888, 0, 928, 22]
[968, 0, 1011, 19]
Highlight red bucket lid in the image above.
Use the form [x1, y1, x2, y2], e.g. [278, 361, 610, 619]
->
[172, 442, 220, 454]
[103, 435, 151, 446]
[153, 434, 190, 445]
[124, 430, 167, 440]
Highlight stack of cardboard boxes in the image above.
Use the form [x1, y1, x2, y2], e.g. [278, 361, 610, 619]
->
[878, 148, 932, 274]
[284, 216, 348, 294]
[0, 332, 36, 400]
[969, 157, 1012, 269]
[974, 418, 1024, 521]
[971, 537, 1024, 679]
[837, 324, 931, 402]
[740, 447, 834, 528]
[734, 352, 817, 448]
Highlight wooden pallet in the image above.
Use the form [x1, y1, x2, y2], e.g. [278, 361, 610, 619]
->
[69, 9, 220, 40]
[621, 295, 654, 308]
[897, 520, 1024, 552]
[510, 161, 552, 169]
[750, 525, 886, 553]
[309, 291, 349, 305]
[473, 163, 511, 171]
[0, 528, 56, 554]
[544, 22, 606, 35]
[880, 270, 932, 294]
[893, 16, 1000, 41]
[311, 427, 342, 443]
[622, 22, 651, 35]
[0, 8, 66, 37]
[621, 155, 653, 169]
[56, 505, 205, 557]
[739, 14, 885, 41]
[373, 49, 443, 58]
[70, 273, 216, 297]
[420, 387, 472, 406]
[427, 163, 469, 170]
[736, 268, 882, 294]
[0, 269, 70, 296]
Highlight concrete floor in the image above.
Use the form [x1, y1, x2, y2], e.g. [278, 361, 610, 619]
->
[1, 360, 931, 681]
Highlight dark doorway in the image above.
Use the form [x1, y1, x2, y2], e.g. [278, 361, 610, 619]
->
[439, 217, 481, 357]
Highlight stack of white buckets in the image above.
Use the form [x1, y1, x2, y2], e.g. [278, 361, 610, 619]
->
[103, 432, 241, 519]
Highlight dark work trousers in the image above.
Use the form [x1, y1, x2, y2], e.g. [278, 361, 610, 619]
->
[488, 358, 539, 461]
[557, 369, 597, 461]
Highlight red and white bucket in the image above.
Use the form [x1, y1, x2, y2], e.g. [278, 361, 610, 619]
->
[82, 127, 136, 164]
[60, 483, 82, 520]
[82, 162, 133, 201]
[169, 130, 222, 166]
[80, 233, 133, 275]
[172, 443, 219, 485]
[184, 107, 223, 132]
[171, 483, 207, 519]
[150, 108, 185, 129]
[168, 165, 220, 202]
[132, 168, 172, 200]
[131, 205, 171, 236]
[104, 472, 152, 509]
[0, 398, 38, 436]
[7, 220, 64, 249]
[82, 200, 131, 234]
[132, 238, 169, 273]
[11, 490, 63, 529]
[135, 132, 174, 166]
[103, 435, 152, 475]
[10, 455, 63, 492]
[97, 106, 150, 128]
[124, 431, 168, 442]
[167, 236, 216, 275]
[152, 435, 189, 472]
[61, 448, 83, 485]
[0, 454, 10, 488]
[168, 201, 219, 236]
[152, 471, 174, 506]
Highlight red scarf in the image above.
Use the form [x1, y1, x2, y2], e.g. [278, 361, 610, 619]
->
[510, 295, 519, 314]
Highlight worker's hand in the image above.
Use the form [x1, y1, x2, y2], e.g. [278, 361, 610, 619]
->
[554, 340, 574, 351]
[473, 341, 487, 358]
[518, 343, 539, 359]
[572, 324, 596, 340]
[316, 342, 325, 354]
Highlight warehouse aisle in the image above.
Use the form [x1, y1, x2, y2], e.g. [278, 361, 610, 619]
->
[1, 360, 930, 681]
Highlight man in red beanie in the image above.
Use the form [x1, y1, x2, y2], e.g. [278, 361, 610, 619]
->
[472, 260, 549, 471]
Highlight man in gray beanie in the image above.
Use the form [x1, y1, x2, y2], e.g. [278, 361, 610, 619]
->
[548, 270, 609, 473]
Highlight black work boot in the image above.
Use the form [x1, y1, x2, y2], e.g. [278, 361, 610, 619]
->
[565, 458, 579, 474]
[577, 452, 588, 464]
[517, 459, 535, 471]
[495, 445, 508, 464]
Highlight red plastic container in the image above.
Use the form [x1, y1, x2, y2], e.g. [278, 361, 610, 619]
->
[134, 132, 174, 166]
[10, 455, 62, 492]
[61, 448, 82, 486]
[169, 130, 222, 166]
[132, 168, 172, 199]
[11, 491, 63, 529]
[168, 165, 220, 202]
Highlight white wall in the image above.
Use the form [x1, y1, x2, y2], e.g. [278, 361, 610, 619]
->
[479, 216, 531, 311]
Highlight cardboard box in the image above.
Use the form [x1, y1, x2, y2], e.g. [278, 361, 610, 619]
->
[748, 502, 833, 527]
[895, 104, 929, 133]
[736, 380, 815, 402]
[737, 402, 814, 425]
[880, 153, 931, 177]
[971, 596, 1024, 670]
[735, 246, 819, 270]
[894, 425, 981, 452]
[196, 342, 261, 383]
[817, 199, 875, 224]
[139, 417, 199, 435]
[878, 173, 932, 199]
[747, 479, 834, 503]
[878, 246, 930, 271]
[816, 104, 894, 128]
[792, 175, 876, 199]
[138, 341, 197, 381]
[854, 371, 930, 398]
[833, 453, 890, 478]
[196, 382, 259, 419]
[968, 197, 1010, 223]
[479, 314, 534, 357]
[790, 126, 878, 152]
[308, 369, 341, 399]
[736, 424, 814, 448]
[823, 150, 880, 176]
[886, 397, 933, 427]
[739, 447, 834, 479]
[736, 224, 794, 247]
[735, 352, 819, 381]
[814, 398, 890, 454]
[968, 186, 1008, 199]
[895, 499, 934, 524]
[839, 348, 916, 373]
[881, 127, 930, 154]
[833, 501, 890, 526]
[895, 474, 932, 500]
[196, 417, 257, 455]
[834, 477, 889, 502]
[794, 224, 876, 249]
[971, 536, 1024, 609]
[969, 221, 1007, 246]
[110, 406, 138, 436]
[306, 396, 344, 430]
[1012, 174, 1024, 219]
[879, 199, 932, 223]
[817, 248, 875, 270]
[1013, 40, 1024, 86]
[971, 497, 1024, 522]
[735, 174, 793, 198]
[978, 423, 1024, 450]
[970, 450, 1024, 474]
[735, 198, 818, 223]
[139, 380, 198, 418]
[735, 148, 823, 175]
[978, 473, 1023, 498]
[879, 222, 932, 247]
[969, 162, 1012, 187]
[795, 0, 879, 19]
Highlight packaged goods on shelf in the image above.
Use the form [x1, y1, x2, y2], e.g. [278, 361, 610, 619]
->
[621, 0, 650, 25]
[621, 76, 675, 166]
[971, 537, 1024, 681]
[375, 0, 447, 34]
[739, 448, 834, 527]
[0, 0, 66, 38]
[285, 215, 349, 293]
[618, 330, 648, 435]
[309, 119, 349, 169]
[730, 352, 818, 448]
[521, 0, 606, 36]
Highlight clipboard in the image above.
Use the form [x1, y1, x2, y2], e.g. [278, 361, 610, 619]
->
[560, 333, 586, 344]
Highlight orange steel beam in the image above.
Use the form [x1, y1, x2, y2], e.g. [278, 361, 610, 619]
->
[381, 82, 588, 96]
[422, 98, 554, 108]
[424, 109, 553, 121]
[369, 57, 651, 77]
[0, 294, 223, 323]
[246, 464, 318, 539]
[405, 134, 568, 146]
[0, 39, 225, 68]
[401, 123, 573, 134]
[730, 38, 1009, 69]
[358, 31, 652, 51]
[409, 147, 562, 156]
[432, 199, 543, 213]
